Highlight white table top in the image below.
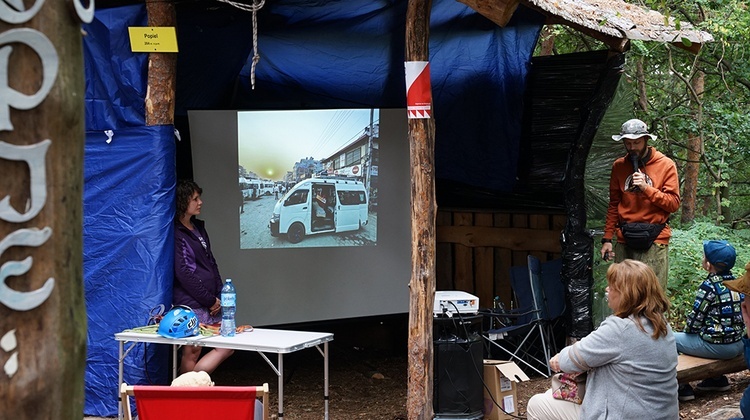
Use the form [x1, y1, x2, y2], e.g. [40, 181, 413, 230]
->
[115, 327, 333, 353]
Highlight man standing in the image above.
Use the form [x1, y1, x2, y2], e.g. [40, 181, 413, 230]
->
[600, 119, 681, 289]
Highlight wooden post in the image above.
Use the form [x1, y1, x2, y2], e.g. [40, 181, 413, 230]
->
[145, 1, 177, 126]
[405, 1, 436, 419]
[0, 3, 86, 418]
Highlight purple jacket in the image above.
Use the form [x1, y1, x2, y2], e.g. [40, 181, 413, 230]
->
[173, 218, 223, 310]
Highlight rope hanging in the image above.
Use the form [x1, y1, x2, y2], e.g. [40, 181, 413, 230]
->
[215, 0, 265, 90]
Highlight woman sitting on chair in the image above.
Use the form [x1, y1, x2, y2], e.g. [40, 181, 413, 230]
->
[526, 259, 678, 420]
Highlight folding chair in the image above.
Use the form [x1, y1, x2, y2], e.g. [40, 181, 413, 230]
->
[482, 255, 565, 377]
[120, 382, 270, 420]
[537, 257, 566, 356]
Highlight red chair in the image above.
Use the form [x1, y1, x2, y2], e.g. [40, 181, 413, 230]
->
[120, 382, 269, 420]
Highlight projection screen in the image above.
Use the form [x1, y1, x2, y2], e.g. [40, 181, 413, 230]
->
[188, 109, 410, 326]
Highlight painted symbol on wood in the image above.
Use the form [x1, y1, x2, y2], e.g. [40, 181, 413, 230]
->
[0, 140, 50, 222]
[0, 29, 59, 131]
[1, 329, 18, 377]
[0, 0, 46, 24]
[0, 227, 54, 311]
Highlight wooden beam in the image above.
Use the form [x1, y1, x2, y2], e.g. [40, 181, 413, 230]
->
[671, 41, 703, 55]
[494, 213, 513, 309]
[464, 0, 707, 55]
[1, 3, 86, 417]
[454, 213, 474, 294]
[435, 211, 454, 291]
[544, 16, 631, 52]
[456, 0, 520, 27]
[677, 354, 746, 384]
[474, 213, 495, 310]
[145, 1, 177, 126]
[406, 1, 436, 419]
[437, 226, 561, 253]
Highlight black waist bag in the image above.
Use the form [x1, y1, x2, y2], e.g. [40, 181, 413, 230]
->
[619, 222, 666, 250]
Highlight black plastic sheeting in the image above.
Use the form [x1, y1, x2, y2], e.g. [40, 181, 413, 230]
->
[534, 51, 624, 338]
[448, 50, 625, 337]
[436, 51, 623, 212]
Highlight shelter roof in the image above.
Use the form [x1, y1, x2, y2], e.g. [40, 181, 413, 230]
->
[457, 0, 714, 53]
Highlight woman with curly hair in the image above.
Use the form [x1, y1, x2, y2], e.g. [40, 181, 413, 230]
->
[172, 179, 234, 374]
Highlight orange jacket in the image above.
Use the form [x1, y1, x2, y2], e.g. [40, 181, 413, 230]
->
[603, 146, 680, 245]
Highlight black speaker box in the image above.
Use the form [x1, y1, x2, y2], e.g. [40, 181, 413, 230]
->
[433, 314, 484, 420]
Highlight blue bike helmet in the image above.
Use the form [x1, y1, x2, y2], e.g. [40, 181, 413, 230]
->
[157, 305, 199, 338]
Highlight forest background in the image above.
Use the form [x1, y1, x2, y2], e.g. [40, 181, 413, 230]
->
[564, 0, 750, 326]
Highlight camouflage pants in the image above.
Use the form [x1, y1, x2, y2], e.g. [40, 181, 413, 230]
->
[614, 242, 669, 290]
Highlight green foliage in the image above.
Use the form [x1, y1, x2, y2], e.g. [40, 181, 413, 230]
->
[542, 0, 750, 327]
[667, 222, 750, 329]
[591, 222, 750, 330]
[542, 0, 750, 227]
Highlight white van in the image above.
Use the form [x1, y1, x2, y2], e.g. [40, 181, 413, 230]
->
[240, 178, 275, 200]
[269, 177, 368, 243]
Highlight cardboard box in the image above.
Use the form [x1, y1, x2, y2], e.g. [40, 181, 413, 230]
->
[482, 360, 530, 420]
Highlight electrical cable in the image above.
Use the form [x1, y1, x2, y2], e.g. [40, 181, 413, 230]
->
[142, 304, 166, 385]
[447, 301, 527, 419]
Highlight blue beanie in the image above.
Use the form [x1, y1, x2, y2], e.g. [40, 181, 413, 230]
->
[703, 240, 736, 273]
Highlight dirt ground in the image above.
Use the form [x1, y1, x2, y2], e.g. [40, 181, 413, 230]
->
[209, 324, 750, 420]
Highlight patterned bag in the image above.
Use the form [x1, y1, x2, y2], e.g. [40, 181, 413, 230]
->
[551, 371, 587, 404]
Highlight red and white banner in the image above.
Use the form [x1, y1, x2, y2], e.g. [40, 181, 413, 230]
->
[405, 61, 432, 119]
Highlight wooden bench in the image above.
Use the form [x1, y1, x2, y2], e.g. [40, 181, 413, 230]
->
[677, 354, 747, 384]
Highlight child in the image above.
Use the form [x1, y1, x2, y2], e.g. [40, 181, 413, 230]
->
[675, 240, 744, 401]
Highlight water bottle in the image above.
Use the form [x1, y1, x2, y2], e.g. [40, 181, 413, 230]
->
[220, 279, 236, 337]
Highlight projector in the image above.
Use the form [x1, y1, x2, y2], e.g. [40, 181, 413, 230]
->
[433, 291, 479, 316]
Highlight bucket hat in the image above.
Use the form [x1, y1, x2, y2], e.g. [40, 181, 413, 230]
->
[724, 262, 750, 295]
[703, 240, 736, 273]
[612, 119, 657, 141]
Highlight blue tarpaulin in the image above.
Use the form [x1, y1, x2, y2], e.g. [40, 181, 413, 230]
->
[83, 5, 174, 416]
[82, 0, 542, 415]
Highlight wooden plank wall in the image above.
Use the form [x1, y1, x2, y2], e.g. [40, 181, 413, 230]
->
[436, 210, 566, 309]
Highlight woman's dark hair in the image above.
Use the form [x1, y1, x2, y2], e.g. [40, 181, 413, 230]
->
[176, 179, 202, 219]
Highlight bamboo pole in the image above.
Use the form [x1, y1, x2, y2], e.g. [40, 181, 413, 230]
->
[405, 1, 436, 418]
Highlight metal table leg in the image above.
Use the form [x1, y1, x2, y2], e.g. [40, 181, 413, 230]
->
[324, 341, 329, 419]
[278, 353, 284, 418]
[118, 341, 123, 420]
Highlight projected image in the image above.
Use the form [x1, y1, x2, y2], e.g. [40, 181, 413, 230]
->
[237, 109, 380, 249]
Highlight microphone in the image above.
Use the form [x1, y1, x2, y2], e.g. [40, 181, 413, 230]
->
[629, 152, 640, 174]
[629, 152, 640, 191]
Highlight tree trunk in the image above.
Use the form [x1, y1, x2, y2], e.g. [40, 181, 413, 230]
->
[636, 58, 648, 111]
[146, 1, 177, 126]
[539, 26, 555, 56]
[0, 5, 86, 419]
[681, 70, 704, 224]
[405, 1, 436, 419]
[714, 158, 726, 225]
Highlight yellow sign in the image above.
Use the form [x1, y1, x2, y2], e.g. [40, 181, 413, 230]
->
[128, 27, 178, 53]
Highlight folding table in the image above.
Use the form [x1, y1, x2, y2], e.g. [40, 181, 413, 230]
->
[115, 328, 333, 419]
